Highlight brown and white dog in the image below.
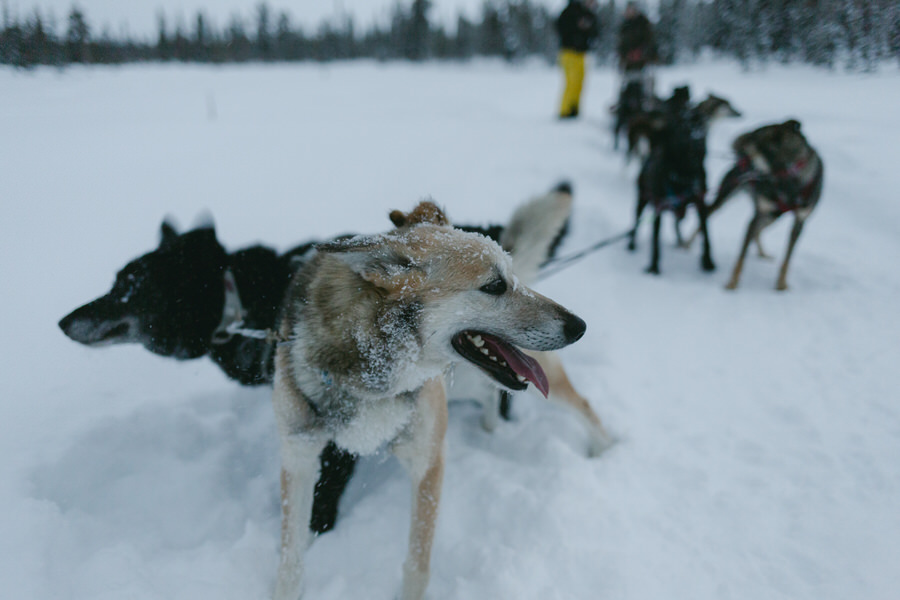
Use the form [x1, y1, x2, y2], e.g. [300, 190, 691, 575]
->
[57, 184, 612, 539]
[393, 195, 613, 456]
[705, 119, 824, 290]
[272, 201, 588, 600]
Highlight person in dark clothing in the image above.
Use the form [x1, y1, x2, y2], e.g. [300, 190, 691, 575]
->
[617, 2, 656, 73]
[609, 2, 656, 114]
[555, 0, 600, 119]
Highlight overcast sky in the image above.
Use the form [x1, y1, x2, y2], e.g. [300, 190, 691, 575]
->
[6, 0, 577, 38]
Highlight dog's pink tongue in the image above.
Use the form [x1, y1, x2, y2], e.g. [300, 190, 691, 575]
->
[491, 342, 550, 398]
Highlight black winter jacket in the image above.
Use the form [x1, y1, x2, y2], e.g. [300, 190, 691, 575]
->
[556, 1, 599, 53]
[617, 13, 656, 65]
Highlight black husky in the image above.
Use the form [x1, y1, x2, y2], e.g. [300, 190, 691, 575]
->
[613, 79, 649, 151]
[58, 220, 358, 534]
[627, 86, 741, 274]
[59, 189, 573, 533]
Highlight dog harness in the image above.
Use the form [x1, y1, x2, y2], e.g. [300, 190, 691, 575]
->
[731, 155, 820, 214]
[212, 268, 286, 345]
[660, 187, 702, 218]
[656, 170, 706, 218]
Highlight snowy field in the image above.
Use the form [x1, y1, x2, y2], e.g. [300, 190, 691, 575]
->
[2, 59, 899, 600]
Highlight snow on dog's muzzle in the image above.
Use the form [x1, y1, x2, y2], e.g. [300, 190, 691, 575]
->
[451, 331, 550, 397]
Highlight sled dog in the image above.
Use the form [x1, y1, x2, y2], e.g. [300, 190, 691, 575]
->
[714, 119, 824, 291]
[628, 87, 741, 274]
[683, 119, 824, 290]
[626, 93, 740, 164]
[271, 200, 587, 600]
[58, 184, 611, 535]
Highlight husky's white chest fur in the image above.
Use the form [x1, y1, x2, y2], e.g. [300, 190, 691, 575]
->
[286, 316, 448, 455]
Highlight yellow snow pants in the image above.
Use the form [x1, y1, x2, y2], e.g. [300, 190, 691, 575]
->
[559, 49, 586, 117]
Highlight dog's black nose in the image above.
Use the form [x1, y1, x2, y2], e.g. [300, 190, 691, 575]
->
[563, 313, 586, 343]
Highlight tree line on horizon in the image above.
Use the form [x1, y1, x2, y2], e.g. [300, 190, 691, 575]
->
[1, 0, 898, 70]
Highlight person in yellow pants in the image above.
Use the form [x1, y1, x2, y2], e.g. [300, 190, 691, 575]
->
[555, 0, 599, 119]
[559, 49, 586, 119]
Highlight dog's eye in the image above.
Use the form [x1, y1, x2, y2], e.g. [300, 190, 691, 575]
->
[480, 278, 507, 296]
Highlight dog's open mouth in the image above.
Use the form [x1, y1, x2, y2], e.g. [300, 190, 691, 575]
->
[97, 321, 132, 343]
[451, 331, 549, 397]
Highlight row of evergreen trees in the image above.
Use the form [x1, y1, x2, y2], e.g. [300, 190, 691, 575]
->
[2, 0, 899, 69]
[657, 0, 900, 69]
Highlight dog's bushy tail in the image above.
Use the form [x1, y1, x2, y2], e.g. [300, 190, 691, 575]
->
[500, 182, 573, 286]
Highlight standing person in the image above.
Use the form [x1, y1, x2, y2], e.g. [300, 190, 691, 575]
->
[555, 0, 600, 119]
[617, 1, 656, 74]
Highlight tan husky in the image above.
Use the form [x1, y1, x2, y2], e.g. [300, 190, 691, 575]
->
[272, 201, 587, 600]
[392, 190, 613, 456]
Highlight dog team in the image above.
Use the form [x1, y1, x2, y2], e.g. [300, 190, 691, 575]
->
[59, 74, 824, 600]
[614, 76, 824, 289]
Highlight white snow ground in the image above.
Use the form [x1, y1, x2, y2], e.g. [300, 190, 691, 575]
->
[1, 59, 899, 600]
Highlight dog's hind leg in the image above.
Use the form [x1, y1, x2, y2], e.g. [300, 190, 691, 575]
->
[754, 233, 774, 260]
[391, 377, 448, 600]
[681, 226, 699, 249]
[527, 350, 613, 456]
[726, 213, 773, 290]
[775, 214, 806, 291]
[628, 194, 648, 252]
[673, 216, 686, 248]
[645, 211, 662, 274]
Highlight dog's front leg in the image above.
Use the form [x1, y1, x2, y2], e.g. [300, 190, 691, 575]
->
[275, 434, 326, 600]
[775, 214, 806, 291]
[392, 377, 448, 600]
[645, 210, 662, 274]
[272, 370, 327, 600]
[524, 350, 613, 456]
[695, 199, 716, 272]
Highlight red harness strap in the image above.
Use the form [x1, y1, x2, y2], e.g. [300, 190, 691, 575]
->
[731, 155, 817, 214]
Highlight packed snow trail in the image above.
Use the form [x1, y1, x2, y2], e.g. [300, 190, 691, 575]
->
[1, 60, 899, 600]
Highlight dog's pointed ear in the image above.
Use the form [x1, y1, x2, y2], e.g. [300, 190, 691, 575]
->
[672, 85, 690, 102]
[553, 180, 573, 196]
[194, 225, 221, 249]
[192, 210, 216, 231]
[160, 219, 179, 247]
[783, 119, 802, 132]
[389, 210, 408, 228]
[389, 201, 450, 229]
[320, 239, 424, 296]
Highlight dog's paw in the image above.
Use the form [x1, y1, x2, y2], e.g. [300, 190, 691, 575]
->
[724, 280, 739, 291]
[644, 265, 660, 275]
[627, 241, 637, 252]
[701, 257, 716, 272]
[775, 280, 789, 291]
[480, 410, 500, 433]
[587, 432, 616, 458]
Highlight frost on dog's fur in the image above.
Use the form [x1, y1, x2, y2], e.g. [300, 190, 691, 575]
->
[272, 200, 588, 600]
